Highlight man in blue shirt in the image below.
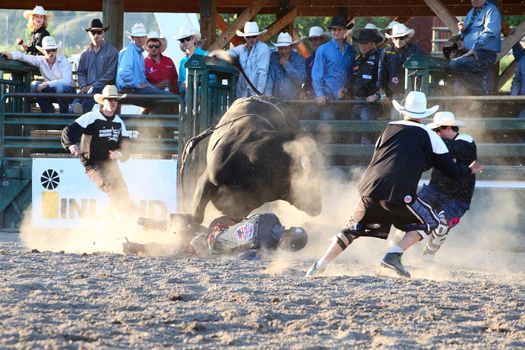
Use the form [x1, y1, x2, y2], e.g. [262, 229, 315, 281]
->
[116, 23, 172, 98]
[312, 16, 355, 120]
[264, 32, 306, 100]
[448, 0, 501, 95]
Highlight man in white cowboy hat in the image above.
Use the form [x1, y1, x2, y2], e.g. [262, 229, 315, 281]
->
[303, 26, 330, 99]
[3, 36, 75, 113]
[116, 23, 172, 98]
[145, 31, 179, 94]
[73, 18, 119, 113]
[377, 23, 423, 116]
[450, 0, 501, 95]
[17, 5, 51, 56]
[264, 32, 305, 100]
[174, 26, 207, 96]
[418, 111, 478, 257]
[339, 27, 384, 144]
[312, 16, 355, 120]
[62, 85, 134, 214]
[306, 91, 483, 278]
[227, 21, 271, 97]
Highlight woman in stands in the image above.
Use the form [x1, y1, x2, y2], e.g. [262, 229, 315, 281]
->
[17, 6, 51, 56]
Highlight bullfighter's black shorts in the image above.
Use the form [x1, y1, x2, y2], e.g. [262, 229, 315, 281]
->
[345, 196, 439, 240]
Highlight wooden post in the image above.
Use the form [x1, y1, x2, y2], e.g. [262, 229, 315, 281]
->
[423, 0, 458, 33]
[206, 0, 265, 51]
[103, 0, 124, 50]
[201, 0, 217, 50]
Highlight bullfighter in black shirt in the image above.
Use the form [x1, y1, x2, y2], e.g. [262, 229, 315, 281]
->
[419, 112, 477, 257]
[306, 91, 484, 278]
[61, 85, 133, 213]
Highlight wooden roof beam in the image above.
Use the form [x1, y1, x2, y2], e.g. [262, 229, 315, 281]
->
[207, 0, 265, 51]
[259, 7, 297, 42]
[423, 0, 458, 32]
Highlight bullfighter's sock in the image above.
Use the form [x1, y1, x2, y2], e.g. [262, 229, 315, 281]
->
[387, 245, 404, 254]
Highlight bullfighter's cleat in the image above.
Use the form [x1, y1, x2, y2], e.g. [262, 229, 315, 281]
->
[381, 253, 411, 278]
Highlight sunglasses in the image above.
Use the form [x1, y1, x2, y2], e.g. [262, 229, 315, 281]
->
[393, 35, 409, 40]
[179, 36, 193, 43]
[105, 98, 118, 102]
[45, 49, 57, 53]
[148, 44, 161, 49]
[90, 30, 104, 35]
[245, 35, 257, 39]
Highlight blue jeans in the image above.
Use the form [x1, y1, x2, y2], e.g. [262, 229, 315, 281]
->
[72, 85, 103, 113]
[350, 103, 382, 144]
[448, 50, 497, 95]
[31, 82, 76, 113]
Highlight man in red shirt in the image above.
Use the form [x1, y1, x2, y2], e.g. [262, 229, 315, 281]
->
[144, 32, 179, 94]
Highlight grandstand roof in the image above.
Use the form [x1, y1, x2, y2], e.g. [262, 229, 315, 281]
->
[2, 0, 524, 16]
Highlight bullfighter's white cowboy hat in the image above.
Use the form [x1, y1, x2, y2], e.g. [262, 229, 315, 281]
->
[271, 32, 301, 47]
[236, 22, 267, 37]
[393, 91, 439, 119]
[94, 85, 127, 105]
[23, 5, 53, 20]
[427, 111, 465, 129]
[385, 23, 415, 39]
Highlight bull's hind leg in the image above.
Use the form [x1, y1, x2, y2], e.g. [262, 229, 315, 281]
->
[191, 173, 216, 225]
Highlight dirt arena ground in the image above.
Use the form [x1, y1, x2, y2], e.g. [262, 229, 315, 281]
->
[2, 228, 525, 349]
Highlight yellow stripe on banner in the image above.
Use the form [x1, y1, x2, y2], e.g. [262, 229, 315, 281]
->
[42, 192, 59, 219]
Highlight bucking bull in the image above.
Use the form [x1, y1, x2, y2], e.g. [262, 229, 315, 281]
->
[180, 95, 323, 225]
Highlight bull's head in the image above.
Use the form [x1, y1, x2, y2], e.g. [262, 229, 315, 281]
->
[284, 136, 323, 216]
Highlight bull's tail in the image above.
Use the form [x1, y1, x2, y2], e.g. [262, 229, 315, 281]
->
[179, 127, 215, 204]
[209, 50, 263, 96]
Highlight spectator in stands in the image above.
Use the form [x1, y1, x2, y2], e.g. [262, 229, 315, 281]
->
[449, 0, 501, 95]
[312, 16, 356, 120]
[62, 85, 133, 215]
[72, 19, 119, 114]
[228, 21, 271, 97]
[378, 23, 423, 118]
[264, 32, 305, 100]
[419, 111, 478, 257]
[511, 42, 525, 118]
[382, 20, 400, 48]
[175, 27, 207, 96]
[3, 36, 75, 113]
[302, 26, 330, 100]
[340, 28, 384, 144]
[17, 5, 51, 56]
[145, 32, 179, 94]
[116, 23, 172, 98]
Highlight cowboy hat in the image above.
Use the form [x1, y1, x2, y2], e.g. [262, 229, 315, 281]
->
[352, 23, 386, 45]
[385, 23, 415, 39]
[443, 43, 458, 60]
[126, 23, 147, 39]
[328, 16, 347, 30]
[236, 22, 267, 37]
[146, 31, 168, 53]
[94, 85, 127, 105]
[393, 91, 439, 119]
[306, 26, 331, 41]
[427, 111, 465, 129]
[353, 28, 384, 45]
[174, 26, 201, 41]
[271, 32, 301, 47]
[36, 36, 59, 54]
[84, 18, 109, 32]
[382, 20, 400, 34]
[23, 5, 52, 20]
